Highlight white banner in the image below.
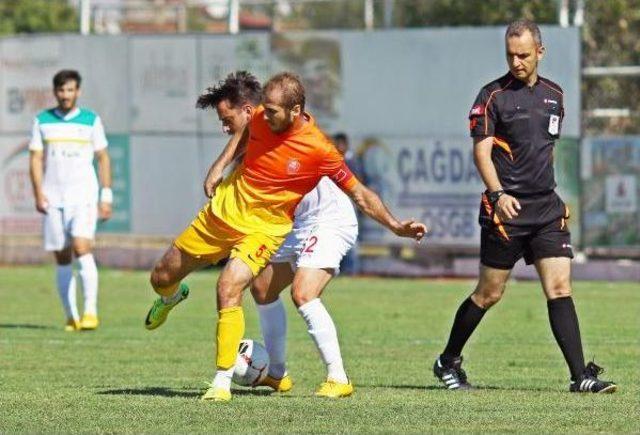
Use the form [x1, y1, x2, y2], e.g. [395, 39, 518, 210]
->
[0, 38, 61, 134]
[198, 34, 271, 134]
[606, 175, 637, 214]
[0, 29, 581, 242]
[0, 135, 40, 234]
[129, 135, 204, 235]
[355, 136, 483, 245]
[59, 36, 130, 134]
[130, 37, 199, 133]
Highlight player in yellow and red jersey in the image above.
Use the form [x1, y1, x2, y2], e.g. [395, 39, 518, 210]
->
[143, 72, 427, 402]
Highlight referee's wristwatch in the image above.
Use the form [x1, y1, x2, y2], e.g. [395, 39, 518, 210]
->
[487, 189, 505, 205]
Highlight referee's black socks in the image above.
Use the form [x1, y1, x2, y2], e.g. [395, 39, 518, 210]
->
[440, 297, 487, 365]
[547, 296, 586, 381]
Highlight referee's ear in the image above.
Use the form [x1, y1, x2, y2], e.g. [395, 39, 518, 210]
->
[536, 44, 546, 61]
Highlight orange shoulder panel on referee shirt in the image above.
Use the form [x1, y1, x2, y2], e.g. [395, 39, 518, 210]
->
[211, 106, 358, 236]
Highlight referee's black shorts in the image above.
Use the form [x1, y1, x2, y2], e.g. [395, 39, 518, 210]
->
[479, 192, 574, 270]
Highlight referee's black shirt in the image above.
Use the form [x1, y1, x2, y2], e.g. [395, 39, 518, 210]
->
[469, 72, 564, 196]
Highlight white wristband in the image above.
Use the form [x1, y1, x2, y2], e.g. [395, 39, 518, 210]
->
[100, 187, 113, 204]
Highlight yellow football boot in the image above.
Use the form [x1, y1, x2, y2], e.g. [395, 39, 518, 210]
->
[201, 386, 232, 402]
[80, 314, 99, 330]
[64, 318, 81, 332]
[257, 374, 293, 392]
[315, 379, 354, 398]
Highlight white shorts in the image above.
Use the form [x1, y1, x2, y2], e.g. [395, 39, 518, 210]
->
[271, 222, 358, 273]
[43, 204, 98, 251]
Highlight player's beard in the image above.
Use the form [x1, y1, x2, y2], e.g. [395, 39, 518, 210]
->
[273, 112, 296, 133]
[58, 97, 77, 112]
[269, 120, 290, 134]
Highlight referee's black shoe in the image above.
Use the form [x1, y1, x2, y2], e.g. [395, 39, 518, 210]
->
[433, 356, 472, 390]
[569, 361, 617, 394]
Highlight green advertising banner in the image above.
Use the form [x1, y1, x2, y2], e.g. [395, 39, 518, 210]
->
[96, 134, 131, 233]
[555, 138, 581, 246]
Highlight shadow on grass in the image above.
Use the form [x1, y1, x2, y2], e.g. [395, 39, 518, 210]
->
[231, 388, 277, 396]
[472, 385, 557, 393]
[360, 384, 554, 393]
[97, 387, 281, 399]
[97, 387, 201, 398]
[358, 385, 443, 391]
[0, 323, 55, 330]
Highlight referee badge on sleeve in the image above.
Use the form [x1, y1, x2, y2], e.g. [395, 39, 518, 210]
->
[548, 115, 560, 135]
[470, 105, 484, 116]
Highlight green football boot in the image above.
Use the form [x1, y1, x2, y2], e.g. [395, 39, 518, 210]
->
[144, 283, 190, 330]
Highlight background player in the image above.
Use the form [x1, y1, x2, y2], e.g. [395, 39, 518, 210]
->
[333, 132, 362, 276]
[432, 20, 616, 394]
[250, 173, 358, 398]
[144, 71, 426, 402]
[29, 69, 112, 331]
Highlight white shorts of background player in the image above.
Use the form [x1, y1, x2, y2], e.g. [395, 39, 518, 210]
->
[270, 222, 358, 273]
[43, 203, 98, 252]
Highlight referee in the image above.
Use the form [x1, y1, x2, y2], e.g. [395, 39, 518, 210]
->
[432, 20, 616, 393]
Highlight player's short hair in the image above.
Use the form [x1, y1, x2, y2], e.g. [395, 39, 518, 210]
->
[263, 72, 306, 111]
[196, 71, 262, 110]
[333, 132, 348, 144]
[53, 70, 82, 89]
[505, 19, 542, 46]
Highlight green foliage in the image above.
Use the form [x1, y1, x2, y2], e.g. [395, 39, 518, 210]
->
[187, 6, 209, 33]
[583, 0, 640, 65]
[275, 0, 559, 30]
[1, 266, 638, 432]
[278, 1, 368, 30]
[0, 0, 78, 35]
[394, 0, 558, 27]
[582, 0, 640, 135]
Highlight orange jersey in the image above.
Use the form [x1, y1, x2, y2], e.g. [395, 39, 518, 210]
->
[211, 106, 358, 236]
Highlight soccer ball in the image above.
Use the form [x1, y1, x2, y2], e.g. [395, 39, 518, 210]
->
[232, 339, 270, 387]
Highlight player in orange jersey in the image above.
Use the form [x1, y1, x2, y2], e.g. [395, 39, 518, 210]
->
[143, 71, 427, 402]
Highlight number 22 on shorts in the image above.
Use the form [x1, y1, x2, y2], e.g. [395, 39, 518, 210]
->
[302, 235, 318, 254]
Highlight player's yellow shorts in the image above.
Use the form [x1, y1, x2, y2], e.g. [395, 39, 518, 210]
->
[174, 203, 283, 276]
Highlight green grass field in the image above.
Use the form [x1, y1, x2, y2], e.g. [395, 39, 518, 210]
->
[1, 265, 638, 432]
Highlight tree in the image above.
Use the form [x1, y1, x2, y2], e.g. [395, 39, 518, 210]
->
[582, 0, 640, 135]
[394, 0, 558, 27]
[0, 0, 78, 35]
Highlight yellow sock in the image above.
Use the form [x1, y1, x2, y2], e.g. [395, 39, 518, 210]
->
[216, 306, 245, 369]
